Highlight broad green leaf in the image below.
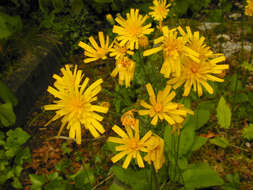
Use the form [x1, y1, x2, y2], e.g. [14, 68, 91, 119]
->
[191, 109, 210, 129]
[70, 164, 95, 187]
[0, 80, 18, 105]
[179, 123, 195, 157]
[183, 163, 224, 189]
[112, 166, 150, 190]
[52, 0, 64, 13]
[45, 180, 67, 190]
[242, 124, 253, 140]
[209, 136, 229, 148]
[0, 103, 16, 127]
[109, 183, 125, 190]
[29, 174, 46, 190]
[191, 136, 208, 151]
[217, 96, 231, 129]
[164, 125, 173, 154]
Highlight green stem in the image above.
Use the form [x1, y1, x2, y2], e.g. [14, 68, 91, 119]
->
[152, 164, 159, 190]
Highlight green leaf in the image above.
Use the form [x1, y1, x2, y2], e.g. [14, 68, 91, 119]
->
[242, 124, 253, 140]
[0, 12, 22, 40]
[70, 164, 95, 187]
[112, 166, 150, 190]
[52, 0, 64, 13]
[71, 0, 84, 15]
[0, 80, 18, 105]
[164, 125, 173, 154]
[209, 136, 229, 148]
[109, 183, 125, 190]
[191, 109, 210, 129]
[179, 123, 195, 156]
[222, 173, 240, 190]
[12, 177, 23, 189]
[228, 74, 242, 92]
[29, 174, 46, 190]
[45, 180, 67, 190]
[217, 96, 231, 129]
[183, 163, 224, 189]
[5, 128, 30, 158]
[241, 61, 253, 72]
[0, 103, 16, 127]
[191, 136, 208, 151]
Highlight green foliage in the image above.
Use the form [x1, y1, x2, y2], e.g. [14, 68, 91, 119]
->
[241, 61, 253, 72]
[241, 124, 253, 140]
[209, 136, 230, 148]
[182, 163, 224, 189]
[0, 80, 18, 127]
[0, 128, 31, 188]
[112, 166, 151, 190]
[217, 96, 231, 129]
[222, 173, 240, 190]
[0, 11, 22, 40]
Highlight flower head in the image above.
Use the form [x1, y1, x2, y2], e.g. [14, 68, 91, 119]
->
[113, 9, 154, 50]
[109, 40, 134, 60]
[167, 27, 229, 97]
[78, 32, 111, 63]
[245, 0, 253, 16]
[144, 135, 165, 172]
[149, 0, 171, 22]
[138, 83, 193, 126]
[111, 56, 136, 87]
[144, 26, 199, 78]
[108, 120, 152, 169]
[44, 65, 109, 144]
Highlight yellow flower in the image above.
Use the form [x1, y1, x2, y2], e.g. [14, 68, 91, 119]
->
[121, 109, 137, 129]
[109, 40, 134, 60]
[245, 0, 253, 16]
[167, 56, 228, 97]
[106, 14, 115, 25]
[78, 32, 111, 63]
[167, 27, 229, 97]
[113, 9, 154, 50]
[138, 35, 149, 48]
[144, 26, 199, 78]
[111, 56, 135, 87]
[138, 83, 193, 126]
[108, 120, 152, 169]
[44, 65, 109, 144]
[144, 135, 165, 172]
[149, 0, 171, 22]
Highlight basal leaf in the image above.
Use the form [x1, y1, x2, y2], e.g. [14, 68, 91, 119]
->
[209, 136, 229, 148]
[242, 124, 253, 140]
[29, 174, 46, 190]
[191, 136, 208, 151]
[179, 123, 195, 157]
[183, 163, 224, 189]
[192, 109, 210, 129]
[0, 103, 16, 127]
[0, 80, 18, 105]
[217, 96, 231, 129]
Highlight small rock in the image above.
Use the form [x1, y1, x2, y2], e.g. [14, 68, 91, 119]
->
[229, 13, 242, 20]
[198, 22, 220, 31]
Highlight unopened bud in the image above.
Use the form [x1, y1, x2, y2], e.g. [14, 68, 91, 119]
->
[106, 14, 115, 25]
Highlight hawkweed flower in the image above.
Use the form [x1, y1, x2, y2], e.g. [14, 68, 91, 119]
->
[44, 65, 109, 144]
[144, 134, 165, 172]
[109, 40, 134, 60]
[144, 26, 199, 78]
[121, 109, 137, 129]
[245, 0, 253, 16]
[113, 9, 154, 50]
[138, 35, 149, 49]
[167, 27, 229, 97]
[111, 56, 135, 87]
[78, 32, 111, 63]
[138, 83, 193, 126]
[108, 120, 152, 169]
[149, 0, 171, 22]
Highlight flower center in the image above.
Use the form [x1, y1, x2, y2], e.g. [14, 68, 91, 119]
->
[190, 64, 199, 73]
[154, 103, 163, 113]
[128, 139, 139, 150]
[96, 48, 107, 58]
[128, 23, 141, 37]
[120, 58, 132, 68]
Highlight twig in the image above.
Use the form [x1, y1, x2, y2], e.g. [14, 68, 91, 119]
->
[92, 174, 114, 190]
